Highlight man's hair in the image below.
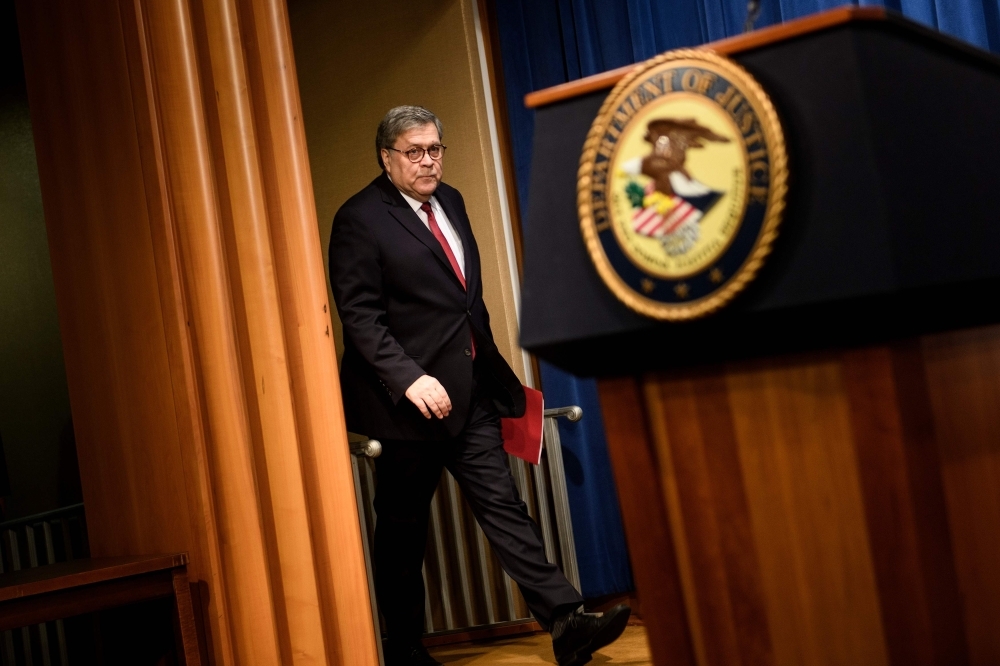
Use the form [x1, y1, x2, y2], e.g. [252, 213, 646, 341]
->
[375, 105, 443, 170]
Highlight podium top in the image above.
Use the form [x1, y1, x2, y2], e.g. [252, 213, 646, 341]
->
[523, 5, 992, 109]
[517, 6, 1000, 376]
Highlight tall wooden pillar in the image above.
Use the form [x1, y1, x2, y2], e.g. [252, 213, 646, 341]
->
[15, 0, 377, 664]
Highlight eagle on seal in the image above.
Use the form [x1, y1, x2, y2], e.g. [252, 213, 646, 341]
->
[641, 118, 729, 197]
[619, 118, 730, 256]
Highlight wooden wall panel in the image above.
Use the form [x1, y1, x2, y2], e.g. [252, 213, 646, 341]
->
[16, 0, 377, 664]
[601, 327, 1000, 666]
[16, 0, 196, 565]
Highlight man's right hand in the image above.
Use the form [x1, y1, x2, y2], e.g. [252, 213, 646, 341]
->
[405, 374, 453, 419]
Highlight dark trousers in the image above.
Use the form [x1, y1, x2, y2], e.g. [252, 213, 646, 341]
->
[373, 391, 583, 645]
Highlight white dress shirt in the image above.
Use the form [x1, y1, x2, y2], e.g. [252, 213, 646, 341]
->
[394, 185, 466, 279]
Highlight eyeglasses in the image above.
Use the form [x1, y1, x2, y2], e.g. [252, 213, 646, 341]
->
[387, 144, 447, 162]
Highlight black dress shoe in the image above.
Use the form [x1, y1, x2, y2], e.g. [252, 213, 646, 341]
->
[551, 604, 632, 666]
[383, 640, 442, 666]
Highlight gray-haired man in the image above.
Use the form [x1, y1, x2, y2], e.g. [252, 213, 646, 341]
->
[329, 106, 630, 666]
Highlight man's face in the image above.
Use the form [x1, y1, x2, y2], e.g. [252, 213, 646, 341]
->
[382, 123, 443, 202]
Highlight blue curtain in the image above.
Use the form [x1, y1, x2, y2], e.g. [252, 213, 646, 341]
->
[494, 0, 1000, 600]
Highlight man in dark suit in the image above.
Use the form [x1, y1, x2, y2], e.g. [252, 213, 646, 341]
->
[329, 106, 630, 666]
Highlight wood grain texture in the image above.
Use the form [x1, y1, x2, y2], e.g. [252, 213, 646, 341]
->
[0, 555, 187, 601]
[597, 377, 697, 666]
[0, 558, 202, 662]
[173, 568, 205, 666]
[843, 344, 968, 666]
[16, 0, 375, 664]
[16, 0, 195, 569]
[644, 373, 773, 666]
[131, 0, 283, 661]
[189, 0, 328, 661]
[600, 329, 1000, 666]
[725, 357, 888, 666]
[0, 570, 176, 631]
[116, 2, 233, 658]
[922, 327, 1000, 665]
[237, 0, 379, 661]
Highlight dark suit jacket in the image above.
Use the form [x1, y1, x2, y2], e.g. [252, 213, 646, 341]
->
[329, 173, 526, 440]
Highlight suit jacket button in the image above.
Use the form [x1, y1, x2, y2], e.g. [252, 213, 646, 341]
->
[464, 348, 472, 356]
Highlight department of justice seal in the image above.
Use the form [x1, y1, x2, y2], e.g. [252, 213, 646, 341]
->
[578, 49, 787, 320]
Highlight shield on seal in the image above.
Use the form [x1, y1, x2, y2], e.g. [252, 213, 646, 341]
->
[628, 178, 724, 256]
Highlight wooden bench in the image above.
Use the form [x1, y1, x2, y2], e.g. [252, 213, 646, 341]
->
[0, 553, 201, 665]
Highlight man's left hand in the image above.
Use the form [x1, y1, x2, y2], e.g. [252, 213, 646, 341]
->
[405, 374, 453, 419]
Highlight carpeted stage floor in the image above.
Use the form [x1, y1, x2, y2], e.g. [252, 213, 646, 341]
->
[428, 625, 652, 665]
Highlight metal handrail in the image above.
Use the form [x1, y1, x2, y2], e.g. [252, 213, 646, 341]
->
[349, 438, 382, 458]
[544, 406, 583, 422]
[539, 406, 582, 591]
[349, 405, 583, 458]
[346, 403, 585, 653]
[0, 503, 85, 531]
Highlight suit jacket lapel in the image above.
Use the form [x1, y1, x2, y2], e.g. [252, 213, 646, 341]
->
[376, 174, 466, 293]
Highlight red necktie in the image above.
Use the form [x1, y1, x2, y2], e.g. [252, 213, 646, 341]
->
[422, 201, 465, 288]
[421, 201, 475, 359]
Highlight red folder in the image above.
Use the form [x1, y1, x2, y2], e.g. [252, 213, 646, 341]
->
[502, 386, 544, 465]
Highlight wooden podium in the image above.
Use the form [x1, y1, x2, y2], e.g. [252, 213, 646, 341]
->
[519, 8, 1000, 666]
